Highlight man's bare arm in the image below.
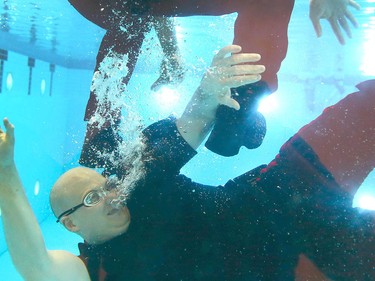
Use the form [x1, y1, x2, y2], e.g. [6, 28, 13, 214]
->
[0, 118, 89, 281]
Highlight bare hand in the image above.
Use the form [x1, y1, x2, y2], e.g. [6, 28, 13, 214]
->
[0, 118, 15, 168]
[310, 0, 361, 45]
[200, 45, 265, 110]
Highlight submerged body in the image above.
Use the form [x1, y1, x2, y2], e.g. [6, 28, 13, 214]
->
[0, 46, 373, 281]
[78, 81, 375, 280]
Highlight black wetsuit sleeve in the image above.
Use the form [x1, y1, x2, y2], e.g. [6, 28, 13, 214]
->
[142, 115, 197, 177]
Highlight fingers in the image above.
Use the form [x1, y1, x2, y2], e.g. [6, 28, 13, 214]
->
[227, 64, 265, 76]
[339, 16, 351, 38]
[329, 17, 345, 44]
[309, 0, 360, 43]
[309, 5, 323, 37]
[219, 53, 262, 67]
[207, 45, 265, 90]
[212, 55, 264, 86]
[201, 45, 265, 110]
[212, 45, 261, 67]
[312, 18, 323, 38]
[210, 45, 265, 83]
[212, 45, 242, 63]
[345, 10, 358, 28]
[225, 71, 262, 85]
[221, 74, 262, 88]
[349, 0, 361, 11]
[3, 118, 15, 141]
[221, 98, 240, 111]
[209, 64, 264, 90]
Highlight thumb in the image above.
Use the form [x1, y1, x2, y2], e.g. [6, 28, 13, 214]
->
[3, 118, 15, 142]
[221, 98, 240, 111]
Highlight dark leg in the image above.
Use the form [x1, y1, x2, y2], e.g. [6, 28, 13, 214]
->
[151, 17, 186, 91]
[80, 20, 152, 168]
[148, 0, 236, 16]
[68, 0, 238, 21]
[68, 0, 119, 29]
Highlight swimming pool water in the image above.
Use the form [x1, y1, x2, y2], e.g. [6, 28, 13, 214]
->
[0, 0, 374, 280]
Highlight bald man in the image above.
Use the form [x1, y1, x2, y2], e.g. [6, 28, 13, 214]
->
[1, 46, 374, 280]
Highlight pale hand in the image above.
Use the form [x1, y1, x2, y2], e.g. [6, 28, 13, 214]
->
[199, 45, 265, 110]
[310, 0, 361, 44]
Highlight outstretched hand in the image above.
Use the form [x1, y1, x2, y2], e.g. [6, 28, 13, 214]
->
[0, 118, 15, 169]
[310, 0, 361, 45]
[199, 45, 265, 110]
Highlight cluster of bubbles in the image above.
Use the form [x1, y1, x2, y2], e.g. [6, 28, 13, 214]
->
[89, 50, 148, 208]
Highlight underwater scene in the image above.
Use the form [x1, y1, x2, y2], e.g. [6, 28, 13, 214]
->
[0, 0, 374, 280]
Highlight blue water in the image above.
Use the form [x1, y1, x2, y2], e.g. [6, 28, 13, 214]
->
[0, 0, 374, 280]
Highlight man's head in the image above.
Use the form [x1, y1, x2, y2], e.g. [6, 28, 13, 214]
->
[50, 167, 130, 244]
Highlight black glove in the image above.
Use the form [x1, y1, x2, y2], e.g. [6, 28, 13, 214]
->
[205, 81, 270, 157]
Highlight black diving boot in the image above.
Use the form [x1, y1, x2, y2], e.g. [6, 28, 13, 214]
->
[205, 81, 270, 157]
[151, 58, 186, 92]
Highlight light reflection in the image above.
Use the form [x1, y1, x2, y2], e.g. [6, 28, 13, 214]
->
[360, 12, 375, 76]
[6, 72, 13, 91]
[34, 180, 40, 196]
[40, 79, 46, 94]
[357, 194, 375, 211]
[258, 93, 279, 114]
[154, 87, 180, 112]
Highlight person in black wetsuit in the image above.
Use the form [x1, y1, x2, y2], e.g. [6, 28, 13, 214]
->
[69, 0, 362, 167]
[0, 45, 374, 281]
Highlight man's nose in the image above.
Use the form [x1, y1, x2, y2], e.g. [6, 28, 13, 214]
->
[104, 190, 124, 208]
[104, 189, 118, 200]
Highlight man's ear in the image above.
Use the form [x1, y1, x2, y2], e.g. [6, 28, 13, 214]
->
[61, 216, 79, 232]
